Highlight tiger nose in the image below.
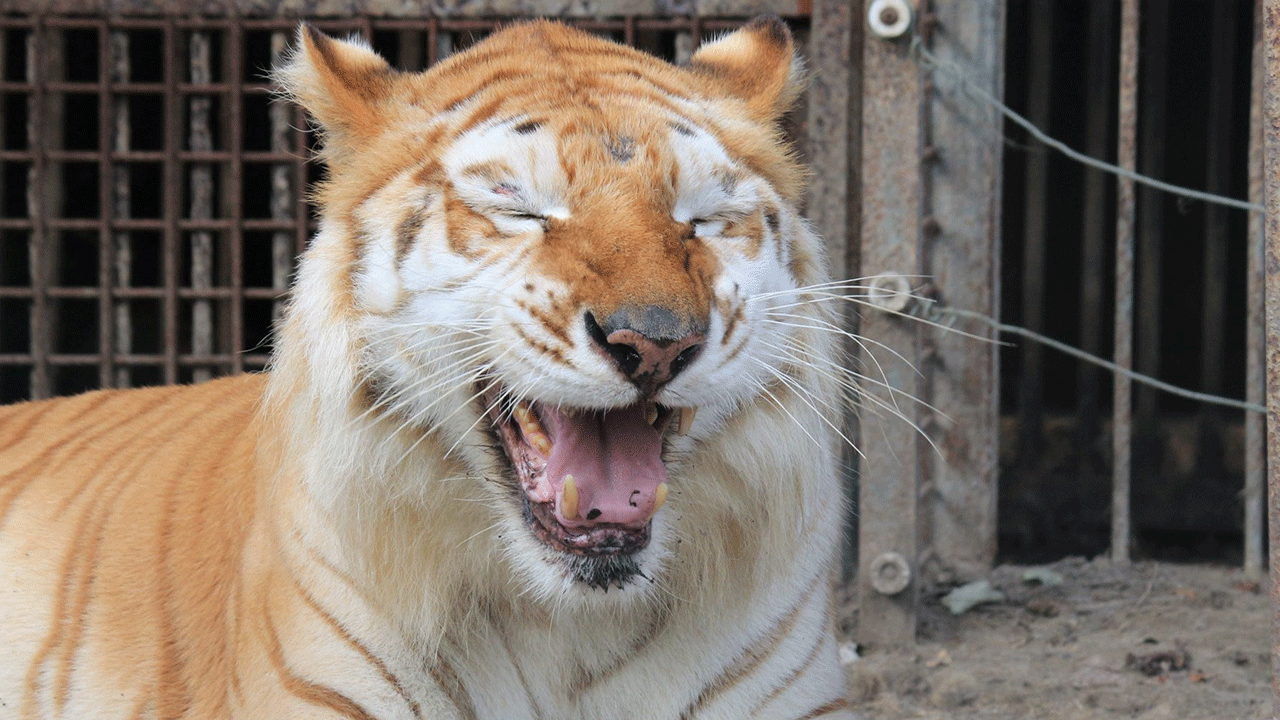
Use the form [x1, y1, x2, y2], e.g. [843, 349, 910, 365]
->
[585, 308, 705, 393]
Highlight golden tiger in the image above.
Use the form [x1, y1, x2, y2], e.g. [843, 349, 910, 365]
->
[0, 17, 857, 720]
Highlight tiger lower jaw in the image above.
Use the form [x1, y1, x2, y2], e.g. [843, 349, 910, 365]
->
[485, 386, 694, 591]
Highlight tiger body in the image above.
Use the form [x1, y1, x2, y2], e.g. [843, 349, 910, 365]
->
[0, 18, 856, 720]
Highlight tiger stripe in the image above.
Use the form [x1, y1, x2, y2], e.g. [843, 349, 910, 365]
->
[296, 581, 423, 720]
[263, 597, 378, 720]
[678, 573, 823, 720]
[426, 650, 479, 720]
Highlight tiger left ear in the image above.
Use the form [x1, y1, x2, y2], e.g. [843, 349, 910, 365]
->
[687, 15, 805, 123]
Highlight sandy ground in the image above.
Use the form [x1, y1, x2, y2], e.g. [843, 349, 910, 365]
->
[839, 557, 1271, 719]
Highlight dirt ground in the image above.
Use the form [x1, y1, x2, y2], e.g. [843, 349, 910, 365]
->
[838, 557, 1271, 719]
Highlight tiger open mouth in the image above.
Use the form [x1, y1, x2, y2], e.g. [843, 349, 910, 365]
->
[484, 386, 694, 578]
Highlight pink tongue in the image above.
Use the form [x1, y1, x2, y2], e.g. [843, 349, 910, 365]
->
[540, 404, 667, 529]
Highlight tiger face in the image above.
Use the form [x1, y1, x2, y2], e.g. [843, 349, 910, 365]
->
[276, 18, 831, 599]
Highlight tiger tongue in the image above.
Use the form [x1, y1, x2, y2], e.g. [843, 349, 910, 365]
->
[539, 404, 667, 529]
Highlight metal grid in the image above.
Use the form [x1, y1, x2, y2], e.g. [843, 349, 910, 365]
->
[0, 15, 791, 402]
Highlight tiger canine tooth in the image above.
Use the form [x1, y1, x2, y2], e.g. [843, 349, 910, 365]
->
[561, 475, 579, 519]
[676, 407, 696, 435]
[645, 403, 659, 426]
[652, 482, 668, 513]
[528, 431, 552, 456]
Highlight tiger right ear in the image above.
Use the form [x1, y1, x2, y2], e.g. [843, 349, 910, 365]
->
[687, 15, 806, 124]
[275, 26, 394, 158]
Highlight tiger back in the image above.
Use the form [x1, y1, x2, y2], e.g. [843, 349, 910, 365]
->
[0, 17, 858, 720]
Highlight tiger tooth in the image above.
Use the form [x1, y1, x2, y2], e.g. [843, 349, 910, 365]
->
[676, 407, 696, 436]
[513, 402, 534, 425]
[653, 482, 668, 513]
[561, 475, 579, 519]
[529, 431, 552, 456]
[645, 403, 659, 426]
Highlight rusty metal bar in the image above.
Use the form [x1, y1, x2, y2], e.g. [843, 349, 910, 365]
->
[1078, 0, 1115, 459]
[97, 20, 113, 388]
[804, 0, 859, 581]
[1247, 0, 1266, 577]
[229, 23, 245, 375]
[110, 27, 132, 387]
[857, 0, 922, 646]
[162, 20, 178, 384]
[270, 31, 293, 325]
[1112, 0, 1139, 564]
[189, 30, 214, 383]
[0, 27, 7, 364]
[921, 0, 1004, 584]
[27, 23, 50, 399]
[1265, 4, 1280, 713]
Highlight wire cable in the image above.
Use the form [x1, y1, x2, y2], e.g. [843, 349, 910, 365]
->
[911, 37, 1265, 215]
[903, 301, 1266, 415]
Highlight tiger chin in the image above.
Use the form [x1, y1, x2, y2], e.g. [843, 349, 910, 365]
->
[0, 16, 858, 720]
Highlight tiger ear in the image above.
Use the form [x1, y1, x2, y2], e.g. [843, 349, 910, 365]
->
[275, 26, 394, 156]
[687, 15, 805, 123]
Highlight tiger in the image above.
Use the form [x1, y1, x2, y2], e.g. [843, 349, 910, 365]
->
[0, 16, 859, 720]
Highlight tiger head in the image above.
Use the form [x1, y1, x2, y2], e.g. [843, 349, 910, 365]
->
[272, 18, 839, 605]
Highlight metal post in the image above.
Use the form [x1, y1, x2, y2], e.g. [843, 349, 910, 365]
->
[1112, 0, 1140, 565]
[110, 29, 131, 388]
[857, 0, 923, 646]
[189, 31, 214, 383]
[270, 31, 293, 325]
[920, 0, 1005, 584]
[1247, 0, 1266, 578]
[805, 0, 860, 581]
[1261, 2, 1280, 715]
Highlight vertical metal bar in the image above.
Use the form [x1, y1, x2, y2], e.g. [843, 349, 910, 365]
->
[1078, 0, 1115, 456]
[0, 28, 6, 363]
[922, 0, 1005, 583]
[27, 23, 49, 399]
[270, 31, 293, 325]
[189, 31, 213, 383]
[1135, 1, 1170, 457]
[1112, 0, 1140, 565]
[858, 0, 922, 646]
[110, 28, 131, 387]
[1263, 4, 1280, 711]
[97, 20, 112, 388]
[1198, 0, 1238, 481]
[163, 21, 178, 384]
[228, 23, 244, 375]
[1246, 0, 1266, 577]
[805, 0, 860, 581]
[427, 17, 438, 65]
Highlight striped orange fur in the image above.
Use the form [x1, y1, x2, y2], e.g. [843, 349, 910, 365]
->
[1, 17, 858, 719]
